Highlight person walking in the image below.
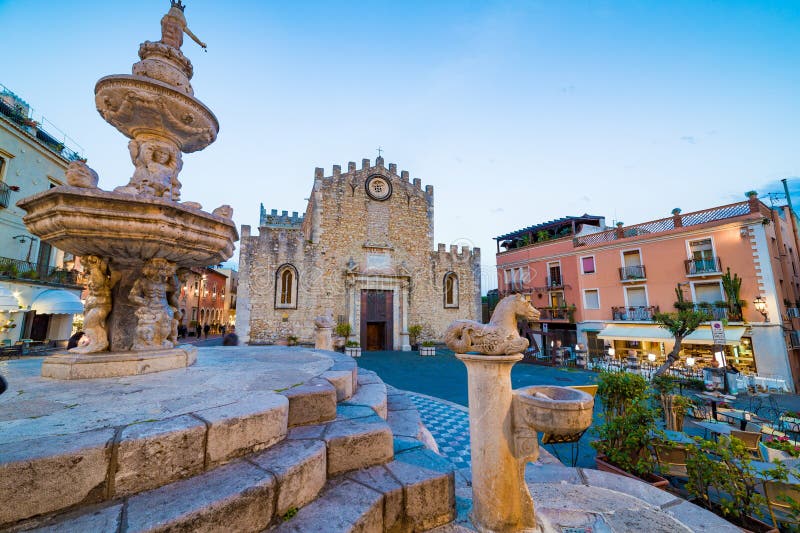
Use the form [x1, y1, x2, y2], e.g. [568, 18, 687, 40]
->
[203, 323, 210, 340]
[220, 324, 226, 336]
[195, 323, 202, 339]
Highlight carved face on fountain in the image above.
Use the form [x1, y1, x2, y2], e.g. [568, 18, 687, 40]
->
[128, 139, 182, 199]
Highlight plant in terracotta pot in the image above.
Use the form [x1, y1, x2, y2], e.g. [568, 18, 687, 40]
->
[652, 376, 693, 431]
[408, 324, 423, 350]
[334, 322, 352, 350]
[686, 435, 777, 532]
[591, 371, 667, 487]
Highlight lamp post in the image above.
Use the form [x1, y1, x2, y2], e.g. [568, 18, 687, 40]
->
[753, 296, 768, 321]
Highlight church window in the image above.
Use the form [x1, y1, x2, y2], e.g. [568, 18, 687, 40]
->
[444, 272, 459, 308]
[275, 264, 299, 309]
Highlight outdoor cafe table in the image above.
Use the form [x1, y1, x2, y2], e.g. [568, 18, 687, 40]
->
[656, 430, 696, 446]
[694, 420, 734, 439]
[749, 460, 800, 484]
[694, 392, 737, 421]
[717, 409, 766, 431]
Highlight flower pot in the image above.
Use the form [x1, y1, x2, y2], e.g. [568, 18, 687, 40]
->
[594, 455, 670, 489]
[345, 346, 361, 358]
[419, 346, 436, 356]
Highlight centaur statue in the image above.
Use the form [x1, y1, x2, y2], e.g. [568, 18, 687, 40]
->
[445, 293, 541, 355]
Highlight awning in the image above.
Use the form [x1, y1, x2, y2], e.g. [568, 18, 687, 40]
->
[0, 286, 20, 312]
[30, 290, 84, 315]
[597, 325, 747, 346]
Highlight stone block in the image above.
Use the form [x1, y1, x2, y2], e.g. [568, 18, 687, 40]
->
[0, 428, 115, 525]
[357, 370, 382, 386]
[524, 464, 582, 486]
[195, 392, 288, 466]
[114, 414, 206, 496]
[125, 460, 276, 533]
[347, 465, 404, 532]
[336, 404, 378, 421]
[322, 370, 354, 401]
[249, 439, 327, 516]
[286, 424, 326, 441]
[28, 503, 123, 533]
[282, 377, 337, 427]
[386, 452, 456, 531]
[393, 437, 425, 455]
[581, 468, 677, 507]
[343, 382, 388, 419]
[663, 500, 741, 532]
[331, 360, 359, 393]
[386, 393, 417, 412]
[272, 479, 383, 533]
[324, 415, 394, 476]
[387, 409, 423, 440]
[40, 347, 197, 380]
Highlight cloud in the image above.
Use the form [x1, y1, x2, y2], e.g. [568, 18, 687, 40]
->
[491, 207, 504, 214]
[680, 136, 696, 144]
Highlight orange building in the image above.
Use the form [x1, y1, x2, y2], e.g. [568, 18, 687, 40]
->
[179, 267, 228, 333]
[496, 192, 800, 392]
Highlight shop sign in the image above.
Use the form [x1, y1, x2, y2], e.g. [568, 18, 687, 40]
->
[711, 321, 726, 345]
[542, 324, 548, 332]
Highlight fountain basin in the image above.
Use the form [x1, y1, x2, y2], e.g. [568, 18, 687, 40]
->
[513, 385, 594, 437]
[95, 75, 218, 152]
[18, 186, 237, 267]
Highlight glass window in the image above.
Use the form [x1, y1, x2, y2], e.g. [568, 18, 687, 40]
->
[444, 273, 459, 307]
[584, 289, 600, 309]
[695, 282, 723, 304]
[626, 286, 648, 307]
[581, 256, 595, 274]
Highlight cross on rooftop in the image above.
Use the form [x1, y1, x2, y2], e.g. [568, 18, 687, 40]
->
[377, 146, 383, 158]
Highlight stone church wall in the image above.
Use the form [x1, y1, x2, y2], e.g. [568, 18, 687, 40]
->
[236, 157, 481, 346]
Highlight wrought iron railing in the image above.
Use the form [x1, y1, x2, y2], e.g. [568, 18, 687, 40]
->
[790, 331, 800, 349]
[685, 257, 723, 275]
[693, 304, 728, 321]
[539, 307, 571, 321]
[0, 256, 82, 287]
[574, 201, 752, 247]
[611, 306, 659, 321]
[0, 181, 9, 209]
[618, 265, 646, 281]
[788, 308, 800, 318]
[546, 276, 563, 288]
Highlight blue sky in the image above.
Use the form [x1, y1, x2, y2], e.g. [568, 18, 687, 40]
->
[1, 1, 798, 292]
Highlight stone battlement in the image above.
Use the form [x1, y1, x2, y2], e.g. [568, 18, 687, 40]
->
[312, 157, 433, 196]
[259, 204, 304, 228]
[434, 243, 481, 263]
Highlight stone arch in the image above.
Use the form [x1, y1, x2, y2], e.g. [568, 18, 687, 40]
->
[275, 263, 299, 309]
[443, 271, 459, 308]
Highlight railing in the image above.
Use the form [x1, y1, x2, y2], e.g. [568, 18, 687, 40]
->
[788, 308, 800, 318]
[546, 276, 563, 288]
[685, 257, 723, 275]
[504, 282, 526, 293]
[618, 265, 646, 281]
[539, 307, 571, 321]
[611, 306, 659, 321]
[574, 201, 752, 247]
[0, 181, 9, 209]
[693, 304, 728, 321]
[0, 256, 82, 287]
[790, 331, 800, 349]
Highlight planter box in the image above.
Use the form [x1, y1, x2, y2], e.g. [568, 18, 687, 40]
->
[345, 347, 361, 358]
[419, 346, 436, 356]
[687, 499, 779, 533]
[595, 455, 670, 489]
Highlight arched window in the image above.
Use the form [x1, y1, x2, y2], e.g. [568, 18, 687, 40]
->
[444, 272, 459, 308]
[275, 264, 299, 309]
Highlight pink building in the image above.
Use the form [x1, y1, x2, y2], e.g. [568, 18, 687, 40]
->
[495, 192, 800, 392]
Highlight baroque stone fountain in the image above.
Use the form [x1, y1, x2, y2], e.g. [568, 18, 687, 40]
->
[17, 1, 237, 379]
[445, 294, 595, 532]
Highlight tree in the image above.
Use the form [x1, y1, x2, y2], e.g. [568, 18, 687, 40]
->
[652, 285, 711, 377]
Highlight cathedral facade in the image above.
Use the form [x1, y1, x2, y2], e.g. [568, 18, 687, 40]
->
[236, 157, 481, 349]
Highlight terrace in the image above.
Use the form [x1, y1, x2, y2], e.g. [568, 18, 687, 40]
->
[0, 256, 83, 289]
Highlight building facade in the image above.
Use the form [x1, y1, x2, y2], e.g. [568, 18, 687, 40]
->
[0, 83, 85, 345]
[237, 157, 481, 349]
[213, 266, 237, 327]
[496, 193, 800, 392]
[178, 267, 228, 332]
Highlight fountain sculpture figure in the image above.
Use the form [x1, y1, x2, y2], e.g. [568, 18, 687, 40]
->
[17, 1, 237, 379]
[447, 294, 594, 532]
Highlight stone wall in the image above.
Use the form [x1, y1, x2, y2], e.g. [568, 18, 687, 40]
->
[236, 157, 480, 346]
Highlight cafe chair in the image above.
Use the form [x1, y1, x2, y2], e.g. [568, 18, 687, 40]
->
[652, 444, 689, 480]
[764, 480, 800, 530]
[730, 429, 762, 457]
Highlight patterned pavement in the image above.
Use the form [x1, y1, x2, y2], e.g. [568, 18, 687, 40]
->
[407, 392, 472, 467]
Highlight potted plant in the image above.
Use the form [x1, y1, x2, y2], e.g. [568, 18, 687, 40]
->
[419, 340, 436, 356]
[591, 371, 669, 488]
[408, 324, 423, 350]
[686, 436, 778, 532]
[334, 322, 352, 351]
[345, 340, 361, 358]
[652, 376, 693, 431]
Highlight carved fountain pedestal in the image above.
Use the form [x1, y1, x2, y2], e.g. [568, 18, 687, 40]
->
[17, 3, 237, 379]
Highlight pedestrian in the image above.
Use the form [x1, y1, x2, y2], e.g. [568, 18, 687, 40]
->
[203, 323, 210, 339]
[222, 333, 238, 346]
[195, 323, 201, 338]
[220, 324, 226, 336]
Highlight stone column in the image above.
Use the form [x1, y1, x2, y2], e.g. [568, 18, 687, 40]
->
[456, 353, 536, 533]
[315, 326, 332, 351]
[400, 281, 411, 351]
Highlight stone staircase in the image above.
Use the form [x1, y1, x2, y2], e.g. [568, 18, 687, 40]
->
[2, 353, 455, 533]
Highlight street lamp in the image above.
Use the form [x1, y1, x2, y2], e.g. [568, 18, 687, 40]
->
[753, 296, 768, 320]
[686, 357, 695, 367]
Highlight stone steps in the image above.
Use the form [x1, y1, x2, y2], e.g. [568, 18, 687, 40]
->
[9, 359, 455, 532]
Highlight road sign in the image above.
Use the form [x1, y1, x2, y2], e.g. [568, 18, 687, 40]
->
[542, 323, 548, 333]
[710, 321, 726, 345]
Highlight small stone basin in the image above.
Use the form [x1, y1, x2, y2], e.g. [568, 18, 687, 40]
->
[513, 385, 594, 436]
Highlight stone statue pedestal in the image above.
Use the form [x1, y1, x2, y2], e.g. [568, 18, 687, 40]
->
[456, 353, 537, 533]
[314, 326, 333, 351]
[41, 345, 197, 380]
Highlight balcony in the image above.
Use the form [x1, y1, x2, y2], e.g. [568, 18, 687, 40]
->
[685, 257, 722, 276]
[693, 304, 729, 321]
[539, 307, 572, 321]
[0, 181, 9, 209]
[611, 306, 659, 321]
[546, 276, 563, 289]
[0, 256, 82, 288]
[618, 265, 646, 282]
[503, 282, 527, 294]
[790, 331, 800, 349]
[788, 308, 800, 318]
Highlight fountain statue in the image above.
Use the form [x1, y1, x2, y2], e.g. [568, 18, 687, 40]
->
[17, 1, 237, 379]
[446, 294, 594, 532]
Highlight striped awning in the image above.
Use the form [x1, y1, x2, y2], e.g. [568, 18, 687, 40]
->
[30, 290, 84, 315]
[597, 325, 747, 346]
